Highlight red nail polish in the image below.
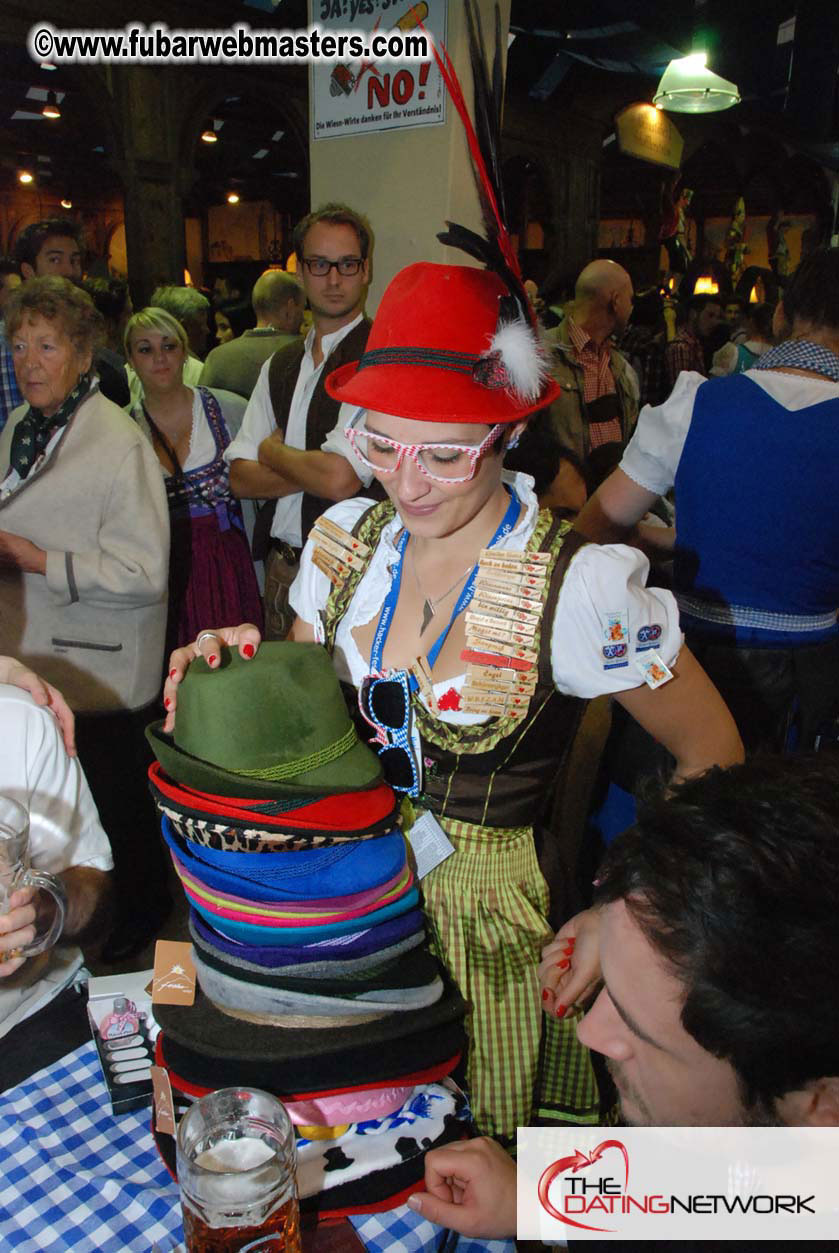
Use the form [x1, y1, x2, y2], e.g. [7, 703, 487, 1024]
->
[169, 669, 177, 680]
[556, 1003, 567, 1018]
[557, 958, 570, 969]
[164, 697, 171, 709]
[243, 643, 255, 658]
[208, 654, 218, 665]
[542, 988, 549, 1002]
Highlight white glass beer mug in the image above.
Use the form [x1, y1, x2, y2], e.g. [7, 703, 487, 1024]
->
[0, 797, 66, 957]
[176, 1087, 301, 1253]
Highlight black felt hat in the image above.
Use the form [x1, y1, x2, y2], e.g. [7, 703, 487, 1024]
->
[154, 980, 467, 1096]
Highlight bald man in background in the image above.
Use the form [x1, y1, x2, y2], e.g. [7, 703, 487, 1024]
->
[199, 270, 305, 400]
[532, 259, 639, 493]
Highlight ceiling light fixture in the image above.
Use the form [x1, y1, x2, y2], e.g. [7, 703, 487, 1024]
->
[200, 129, 218, 143]
[653, 53, 740, 114]
[226, 191, 240, 204]
[18, 170, 34, 184]
[60, 197, 72, 209]
[42, 91, 61, 119]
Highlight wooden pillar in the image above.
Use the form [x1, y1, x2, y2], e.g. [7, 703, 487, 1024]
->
[110, 68, 188, 306]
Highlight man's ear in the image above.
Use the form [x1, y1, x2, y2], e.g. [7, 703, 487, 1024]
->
[776, 1077, 839, 1127]
[20, 262, 34, 281]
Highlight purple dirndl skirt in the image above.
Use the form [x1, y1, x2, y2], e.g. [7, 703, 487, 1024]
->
[167, 509, 264, 653]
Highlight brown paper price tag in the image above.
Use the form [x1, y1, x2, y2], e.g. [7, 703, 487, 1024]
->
[152, 940, 196, 1006]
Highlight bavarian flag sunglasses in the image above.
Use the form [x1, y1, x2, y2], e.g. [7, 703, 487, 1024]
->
[358, 671, 421, 797]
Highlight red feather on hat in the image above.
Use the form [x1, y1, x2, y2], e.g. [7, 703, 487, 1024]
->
[426, 1, 549, 402]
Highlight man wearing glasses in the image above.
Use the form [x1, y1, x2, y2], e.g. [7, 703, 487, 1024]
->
[225, 203, 379, 639]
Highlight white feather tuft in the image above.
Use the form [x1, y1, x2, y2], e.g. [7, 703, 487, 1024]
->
[488, 318, 550, 401]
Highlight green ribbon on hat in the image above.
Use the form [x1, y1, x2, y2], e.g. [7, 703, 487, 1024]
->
[227, 725, 358, 781]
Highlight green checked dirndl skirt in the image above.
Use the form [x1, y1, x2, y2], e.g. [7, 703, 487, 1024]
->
[420, 816, 600, 1142]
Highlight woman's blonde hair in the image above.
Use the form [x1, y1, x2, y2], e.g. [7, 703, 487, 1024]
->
[124, 306, 189, 357]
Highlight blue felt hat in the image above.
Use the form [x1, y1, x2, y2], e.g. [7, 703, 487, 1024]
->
[160, 816, 407, 903]
[187, 887, 421, 947]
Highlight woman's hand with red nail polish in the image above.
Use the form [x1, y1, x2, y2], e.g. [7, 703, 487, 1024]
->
[538, 907, 604, 1017]
[161, 624, 263, 733]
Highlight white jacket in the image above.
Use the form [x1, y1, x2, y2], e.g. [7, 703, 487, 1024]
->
[0, 388, 169, 711]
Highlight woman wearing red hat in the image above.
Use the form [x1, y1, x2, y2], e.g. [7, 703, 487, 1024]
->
[164, 258, 743, 1142]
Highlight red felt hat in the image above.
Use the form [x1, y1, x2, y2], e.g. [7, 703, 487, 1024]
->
[148, 761, 399, 841]
[326, 262, 560, 424]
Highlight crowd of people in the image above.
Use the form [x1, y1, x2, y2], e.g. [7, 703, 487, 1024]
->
[1, 205, 839, 1244]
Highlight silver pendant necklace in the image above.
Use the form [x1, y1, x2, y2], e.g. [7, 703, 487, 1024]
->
[410, 543, 474, 635]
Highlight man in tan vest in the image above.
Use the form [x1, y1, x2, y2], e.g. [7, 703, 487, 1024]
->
[530, 259, 639, 495]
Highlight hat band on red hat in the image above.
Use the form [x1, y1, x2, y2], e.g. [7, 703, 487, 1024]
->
[358, 346, 476, 375]
[357, 344, 511, 393]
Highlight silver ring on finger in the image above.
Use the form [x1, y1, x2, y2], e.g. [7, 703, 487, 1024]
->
[195, 631, 218, 651]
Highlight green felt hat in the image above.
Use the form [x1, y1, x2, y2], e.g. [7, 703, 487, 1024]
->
[146, 642, 382, 799]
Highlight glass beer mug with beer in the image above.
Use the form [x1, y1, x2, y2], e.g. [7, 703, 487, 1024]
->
[176, 1087, 301, 1253]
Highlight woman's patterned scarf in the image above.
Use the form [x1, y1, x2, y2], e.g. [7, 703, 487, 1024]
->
[8, 372, 92, 480]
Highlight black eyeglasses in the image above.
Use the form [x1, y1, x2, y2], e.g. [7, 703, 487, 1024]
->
[302, 257, 363, 277]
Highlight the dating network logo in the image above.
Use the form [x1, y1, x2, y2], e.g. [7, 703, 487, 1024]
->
[535, 1133, 818, 1236]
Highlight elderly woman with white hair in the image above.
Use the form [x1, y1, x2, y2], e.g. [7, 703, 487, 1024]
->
[126, 307, 262, 656]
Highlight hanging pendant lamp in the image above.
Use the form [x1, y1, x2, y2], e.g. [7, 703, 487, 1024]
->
[653, 53, 740, 114]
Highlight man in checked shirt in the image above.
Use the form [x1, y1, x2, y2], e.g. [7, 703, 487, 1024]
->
[531, 259, 639, 495]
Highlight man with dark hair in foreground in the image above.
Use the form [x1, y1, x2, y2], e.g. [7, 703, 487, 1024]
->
[408, 754, 839, 1244]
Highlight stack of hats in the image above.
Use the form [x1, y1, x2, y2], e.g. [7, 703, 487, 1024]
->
[146, 642, 469, 1217]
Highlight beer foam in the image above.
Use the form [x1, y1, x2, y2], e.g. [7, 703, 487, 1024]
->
[195, 1136, 277, 1174]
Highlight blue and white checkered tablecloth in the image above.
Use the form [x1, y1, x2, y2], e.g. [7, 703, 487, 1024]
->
[0, 1042, 514, 1253]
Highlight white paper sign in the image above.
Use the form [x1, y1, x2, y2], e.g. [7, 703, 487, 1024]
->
[310, 0, 447, 140]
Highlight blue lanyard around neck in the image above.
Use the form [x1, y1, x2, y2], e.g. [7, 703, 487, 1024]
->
[369, 488, 520, 686]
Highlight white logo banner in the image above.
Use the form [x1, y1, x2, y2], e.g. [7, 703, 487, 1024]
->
[517, 1126, 839, 1241]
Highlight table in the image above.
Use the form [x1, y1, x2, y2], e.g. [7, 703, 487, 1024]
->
[0, 1042, 514, 1253]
